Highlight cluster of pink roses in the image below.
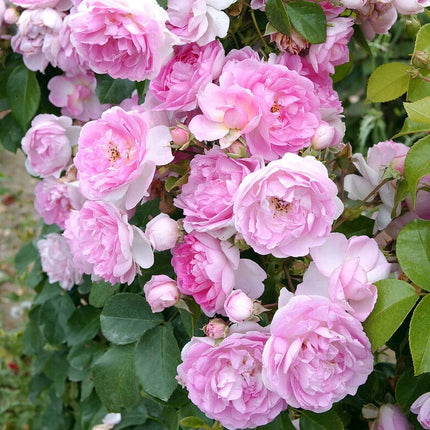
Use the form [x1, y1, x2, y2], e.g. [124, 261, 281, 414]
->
[10, 0, 430, 428]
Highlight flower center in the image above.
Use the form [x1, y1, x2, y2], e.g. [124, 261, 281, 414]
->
[270, 101, 280, 113]
[107, 142, 121, 164]
[269, 196, 291, 216]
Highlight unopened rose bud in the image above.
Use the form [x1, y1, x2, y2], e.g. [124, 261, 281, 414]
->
[411, 50, 430, 69]
[4, 8, 18, 25]
[224, 290, 254, 323]
[145, 213, 180, 251]
[171, 126, 190, 146]
[204, 318, 228, 339]
[407, 67, 421, 79]
[228, 140, 248, 157]
[143, 275, 180, 313]
[311, 122, 336, 150]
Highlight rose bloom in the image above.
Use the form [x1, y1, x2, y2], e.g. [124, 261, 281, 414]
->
[63, 200, 154, 285]
[48, 72, 108, 122]
[177, 329, 287, 429]
[150, 41, 225, 112]
[34, 178, 84, 229]
[174, 147, 262, 239]
[296, 233, 391, 321]
[37, 233, 83, 290]
[21, 114, 80, 178]
[411, 392, 430, 429]
[145, 213, 180, 251]
[356, 2, 397, 40]
[167, 0, 236, 46]
[68, 0, 178, 81]
[11, 0, 72, 9]
[233, 153, 343, 258]
[171, 232, 265, 316]
[371, 404, 412, 430]
[143, 275, 180, 313]
[74, 106, 174, 210]
[393, 0, 430, 15]
[262, 295, 373, 413]
[11, 7, 63, 72]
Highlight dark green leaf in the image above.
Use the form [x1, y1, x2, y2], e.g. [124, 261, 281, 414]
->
[156, 0, 167, 8]
[130, 198, 161, 228]
[81, 390, 108, 430]
[6, 65, 40, 129]
[44, 349, 69, 397]
[334, 215, 374, 238]
[265, 0, 291, 36]
[33, 280, 63, 305]
[67, 306, 101, 346]
[396, 368, 430, 412]
[0, 113, 24, 152]
[397, 219, 430, 291]
[22, 306, 45, 355]
[257, 410, 296, 429]
[300, 409, 344, 430]
[96, 74, 136, 104]
[100, 293, 163, 345]
[135, 324, 181, 401]
[29, 373, 51, 403]
[135, 80, 150, 104]
[363, 279, 418, 351]
[92, 345, 141, 411]
[89, 281, 120, 308]
[67, 342, 105, 371]
[286, 1, 326, 44]
[15, 241, 39, 274]
[116, 403, 148, 429]
[410, 295, 430, 375]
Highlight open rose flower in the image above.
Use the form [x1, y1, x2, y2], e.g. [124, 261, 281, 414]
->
[68, 0, 178, 81]
[233, 153, 343, 258]
[371, 404, 412, 430]
[411, 392, 430, 429]
[64, 200, 153, 284]
[177, 329, 286, 429]
[262, 295, 373, 412]
[11, 0, 72, 9]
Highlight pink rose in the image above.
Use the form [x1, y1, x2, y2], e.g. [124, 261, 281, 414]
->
[393, 0, 430, 15]
[174, 147, 262, 239]
[21, 114, 80, 178]
[11, 8, 63, 72]
[145, 213, 180, 251]
[63, 200, 154, 285]
[167, 0, 236, 46]
[233, 153, 343, 258]
[37, 233, 83, 290]
[262, 295, 373, 412]
[371, 404, 412, 430]
[74, 106, 174, 210]
[203, 318, 228, 339]
[48, 72, 108, 122]
[69, 0, 177, 81]
[356, 2, 397, 40]
[150, 41, 225, 112]
[224, 290, 254, 323]
[296, 233, 390, 321]
[34, 178, 84, 229]
[143, 275, 180, 313]
[177, 330, 286, 429]
[11, 0, 72, 10]
[411, 392, 430, 429]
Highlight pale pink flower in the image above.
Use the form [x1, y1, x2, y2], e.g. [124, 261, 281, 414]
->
[393, 0, 430, 15]
[371, 404, 412, 430]
[250, 0, 266, 10]
[150, 41, 225, 112]
[37, 233, 83, 290]
[145, 213, 180, 251]
[74, 106, 174, 210]
[203, 318, 228, 339]
[167, 0, 236, 46]
[174, 147, 262, 239]
[233, 154, 343, 258]
[143, 275, 180, 313]
[34, 178, 84, 229]
[296, 233, 391, 321]
[262, 295, 373, 413]
[177, 330, 287, 429]
[11, 8, 63, 72]
[11, 0, 72, 9]
[171, 232, 265, 316]
[224, 290, 254, 323]
[64, 200, 153, 285]
[69, 0, 178, 81]
[341, 0, 366, 8]
[356, 2, 397, 40]
[4, 7, 19, 25]
[0, 1, 5, 26]
[21, 114, 80, 179]
[411, 392, 430, 429]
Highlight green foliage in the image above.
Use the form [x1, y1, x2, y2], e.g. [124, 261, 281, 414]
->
[410, 295, 430, 375]
[96, 74, 136, 104]
[299, 409, 344, 430]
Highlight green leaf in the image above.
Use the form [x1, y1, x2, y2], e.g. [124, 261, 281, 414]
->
[392, 117, 430, 138]
[67, 342, 105, 371]
[89, 281, 120, 308]
[156, 0, 167, 8]
[410, 295, 430, 375]
[257, 410, 296, 429]
[396, 368, 430, 413]
[33, 280, 63, 305]
[407, 69, 430, 102]
[363, 279, 419, 351]
[0, 113, 25, 153]
[6, 65, 40, 130]
[366, 63, 410, 103]
[116, 403, 148, 429]
[135, 324, 181, 401]
[92, 345, 141, 411]
[404, 136, 430, 207]
[179, 417, 211, 429]
[81, 390, 108, 430]
[15, 241, 39, 274]
[265, 0, 291, 36]
[285, 1, 326, 44]
[300, 409, 344, 430]
[404, 96, 430, 124]
[100, 293, 163, 345]
[96, 74, 136, 104]
[22, 306, 45, 355]
[44, 349, 69, 397]
[397, 219, 430, 291]
[414, 23, 430, 56]
[334, 215, 374, 238]
[67, 306, 101, 346]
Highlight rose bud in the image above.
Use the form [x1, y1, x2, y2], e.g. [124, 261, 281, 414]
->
[224, 290, 254, 323]
[203, 318, 228, 339]
[143, 275, 180, 313]
[145, 213, 180, 251]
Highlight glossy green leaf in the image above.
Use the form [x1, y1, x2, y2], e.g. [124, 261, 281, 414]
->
[414, 23, 430, 55]
[96, 74, 136, 104]
[396, 368, 430, 412]
[397, 219, 430, 291]
[363, 279, 419, 351]
[404, 96, 430, 124]
[407, 69, 430, 102]
[410, 295, 430, 375]
[404, 136, 430, 207]
[89, 281, 120, 308]
[135, 324, 181, 401]
[67, 306, 101, 346]
[367, 62, 410, 103]
[265, 0, 291, 36]
[92, 345, 141, 411]
[392, 118, 430, 138]
[14, 241, 39, 274]
[300, 409, 344, 430]
[67, 342, 105, 371]
[100, 293, 163, 345]
[286, 1, 327, 44]
[0, 113, 24, 153]
[6, 65, 40, 130]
